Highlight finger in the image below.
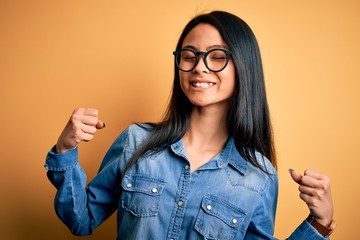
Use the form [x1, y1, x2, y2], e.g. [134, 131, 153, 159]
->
[299, 192, 318, 207]
[81, 124, 97, 134]
[298, 185, 317, 197]
[298, 180, 331, 200]
[304, 169, 325, 181]
[81, 132, 95, 142]
[78, 115, 99, 126]
[74, 107, 99, 117]
[299, 175, 318, 188]
[301, 174, 330, 189]
[70, 110, 98, 126]
[289, 168, 302, 184]
[96, 120, 106, 129]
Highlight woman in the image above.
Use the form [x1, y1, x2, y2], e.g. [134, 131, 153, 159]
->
[45, 11, 335, 239]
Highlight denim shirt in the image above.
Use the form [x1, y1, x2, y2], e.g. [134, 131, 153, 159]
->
[45, 124, 329, 240]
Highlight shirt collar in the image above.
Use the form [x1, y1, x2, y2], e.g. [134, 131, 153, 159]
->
[217, 137, 247, 175]
[170, 137, 248, 175]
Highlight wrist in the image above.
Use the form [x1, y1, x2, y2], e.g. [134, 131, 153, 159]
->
[316, 217, 332, 227]
[307, 214, 336, 237]
[55, 140, 76, 153]
[55, 144, 67, 153]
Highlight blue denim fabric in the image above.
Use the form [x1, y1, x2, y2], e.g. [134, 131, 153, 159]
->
[45, 124, 328, 240]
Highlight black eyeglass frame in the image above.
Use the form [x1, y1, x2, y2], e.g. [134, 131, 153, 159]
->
[173, 48, 233, 72]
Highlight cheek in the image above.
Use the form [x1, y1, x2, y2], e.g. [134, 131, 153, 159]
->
[220, 68, 236, 92]
[226, 78, 236, 97]
[226, 64, 236, 92]
[179, 72, 189, 90]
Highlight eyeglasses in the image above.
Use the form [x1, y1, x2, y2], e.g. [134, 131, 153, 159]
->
[173, 48, 232, 72]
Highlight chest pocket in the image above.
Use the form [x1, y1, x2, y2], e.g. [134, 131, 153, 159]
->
[194, 194, 247, 240]
[121, 174, 166, 217]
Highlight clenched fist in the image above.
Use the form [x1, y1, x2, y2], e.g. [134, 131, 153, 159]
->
[55, 108, 105, 153]
[289, 169, 334, 226]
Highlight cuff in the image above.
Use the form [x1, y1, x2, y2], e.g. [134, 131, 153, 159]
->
[44, 146, 79, 171]
[289, 219, 330, 240]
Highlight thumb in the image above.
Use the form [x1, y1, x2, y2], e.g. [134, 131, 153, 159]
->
[289, 168, 302, 184]
[96, 120, 106, 129]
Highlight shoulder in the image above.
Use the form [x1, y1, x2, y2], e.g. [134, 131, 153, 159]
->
[126, 123, 154, 141]
[248, 153, 277, 186]
[254, 152, 277, 176]
[114, 123, 154, 149]
[98, 123, 154, 171]
[228, 149, 278, 196]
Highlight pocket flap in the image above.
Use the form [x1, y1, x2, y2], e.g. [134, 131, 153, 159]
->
[201, 194, 246, 228]
[122, 174, 166, 196]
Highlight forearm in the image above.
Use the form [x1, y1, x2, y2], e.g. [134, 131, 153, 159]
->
[46, 147, 96, 235]
[45, 145, 121, 235]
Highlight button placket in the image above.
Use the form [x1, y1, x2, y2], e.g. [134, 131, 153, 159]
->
[166, 149, 192, 240]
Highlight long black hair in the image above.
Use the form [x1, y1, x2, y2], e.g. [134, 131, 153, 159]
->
[121, 11, 276, 181]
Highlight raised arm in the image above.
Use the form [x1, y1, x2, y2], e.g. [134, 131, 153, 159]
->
[45, 108, 116, 236]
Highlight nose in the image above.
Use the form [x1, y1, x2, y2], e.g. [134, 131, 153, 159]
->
[193, 53, 209, 73]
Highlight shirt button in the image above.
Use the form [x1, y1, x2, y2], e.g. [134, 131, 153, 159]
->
[126, 183, 132, 188]
[184, 165, 189, 170]
[232, 218, 237, 224]
[206, 205, 212, 210]
[177, 201, 183, 207]
[151, 188, 158, 193]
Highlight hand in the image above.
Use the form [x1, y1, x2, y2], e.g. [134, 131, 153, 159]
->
[55, 108, 105, 153]
[289, 169, 334, 226]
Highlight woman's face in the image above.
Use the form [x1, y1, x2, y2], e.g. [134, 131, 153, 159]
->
[179, 23, 236, 109]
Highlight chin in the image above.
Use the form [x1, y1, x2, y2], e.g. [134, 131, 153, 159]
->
[188, 98, 211, 106]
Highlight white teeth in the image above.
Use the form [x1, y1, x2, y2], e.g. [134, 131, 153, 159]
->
[192, 82, 214, 88]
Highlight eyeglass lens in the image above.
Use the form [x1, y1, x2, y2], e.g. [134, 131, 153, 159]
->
[176, 49, 230, 72]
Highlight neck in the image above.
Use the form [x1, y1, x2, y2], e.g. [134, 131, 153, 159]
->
[184, 104, 229, 149]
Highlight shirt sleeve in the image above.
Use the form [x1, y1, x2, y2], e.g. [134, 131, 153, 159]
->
[243, 173, 279, 240]
[44, 127, 132, 236]
[286, 220, 330, 240]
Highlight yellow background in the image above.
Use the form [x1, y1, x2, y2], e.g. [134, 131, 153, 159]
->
[1, 0, 359, 239]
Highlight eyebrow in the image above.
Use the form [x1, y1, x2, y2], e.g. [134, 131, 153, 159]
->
[181, 44, 229, 51]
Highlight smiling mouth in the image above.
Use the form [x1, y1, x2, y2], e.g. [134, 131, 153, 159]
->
[191, 82, 214, 88]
